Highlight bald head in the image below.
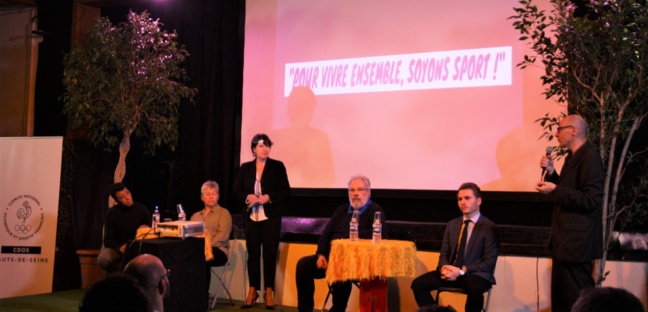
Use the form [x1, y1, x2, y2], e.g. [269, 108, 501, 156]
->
[555, 114, 589, 151]
[124, 254, 167, 289]
[562, 114, 588, 139]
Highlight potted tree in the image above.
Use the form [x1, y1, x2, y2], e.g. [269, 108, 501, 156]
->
[62, 10, 197, 206]
[511, 0, 648, 284]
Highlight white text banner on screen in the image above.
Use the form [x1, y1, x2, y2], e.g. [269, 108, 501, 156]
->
[284, 46, 512, 96]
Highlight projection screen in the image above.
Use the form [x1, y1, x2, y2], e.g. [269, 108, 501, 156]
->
[242, 0, 561, 191]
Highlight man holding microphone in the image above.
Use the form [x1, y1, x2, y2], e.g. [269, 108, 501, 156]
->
[536, 114, 604, 312]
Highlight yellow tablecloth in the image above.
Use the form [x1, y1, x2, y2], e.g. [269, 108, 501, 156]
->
[135, 226, 214, 261]
[326, 239, 417, 284]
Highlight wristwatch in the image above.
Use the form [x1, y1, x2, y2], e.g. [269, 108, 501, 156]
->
[459, 269, 465, 276]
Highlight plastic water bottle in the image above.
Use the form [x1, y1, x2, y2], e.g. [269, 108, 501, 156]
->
[176, 204, 186, 221]
[349, 210, 359, 241]
[372, 211, 382, 243]
[152, 206, 161, 229]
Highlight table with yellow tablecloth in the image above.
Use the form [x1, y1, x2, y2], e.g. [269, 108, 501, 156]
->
[326, 239, 417, 312]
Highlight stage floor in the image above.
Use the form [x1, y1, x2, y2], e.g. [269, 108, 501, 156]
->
[0, 289, 299, 312]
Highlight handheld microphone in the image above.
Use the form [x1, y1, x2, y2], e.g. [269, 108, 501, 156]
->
[541, 146, 553, 180]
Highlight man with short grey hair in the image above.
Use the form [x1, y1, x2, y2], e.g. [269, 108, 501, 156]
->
[189, 180, 232, 296]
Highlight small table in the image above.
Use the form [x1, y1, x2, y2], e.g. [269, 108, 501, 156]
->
[124, 237, 206, 312]
[326, 239, 417, 312]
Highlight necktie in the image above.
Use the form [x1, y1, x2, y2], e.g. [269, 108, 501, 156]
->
[454, 220, 471, 268]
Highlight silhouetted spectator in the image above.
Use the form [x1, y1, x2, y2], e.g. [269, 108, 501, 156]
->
[571, 287, 644, 312]
[124, 254, 170, 312]
[79, 273, 151, 312]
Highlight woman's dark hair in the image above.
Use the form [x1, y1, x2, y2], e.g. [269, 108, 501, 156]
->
[251, 133, 273, 154]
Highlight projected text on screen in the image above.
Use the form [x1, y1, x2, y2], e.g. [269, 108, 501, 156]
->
[284, 46, 512, 96]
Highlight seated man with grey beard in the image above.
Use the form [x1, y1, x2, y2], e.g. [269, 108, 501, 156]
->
[295, 175, 388, 312]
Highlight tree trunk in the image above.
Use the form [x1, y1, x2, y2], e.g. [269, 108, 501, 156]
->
[108, 134, 131, 207]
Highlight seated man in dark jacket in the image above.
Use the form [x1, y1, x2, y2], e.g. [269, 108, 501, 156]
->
[295, 175, 387, 312]
[97, 182, 151, 273]
[411, 182, 499, 312]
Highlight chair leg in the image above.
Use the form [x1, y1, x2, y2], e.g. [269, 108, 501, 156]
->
[210, 277, 224, 309]
[320, 287, 332, 312]
[210, 268, 234, 309]
[483, 288, 492, 312]
[219, 277, 234, 306]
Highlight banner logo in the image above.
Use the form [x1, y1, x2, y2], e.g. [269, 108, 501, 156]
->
[3, 194, 45, 241]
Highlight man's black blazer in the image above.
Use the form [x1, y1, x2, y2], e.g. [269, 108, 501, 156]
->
[545, 141, 603, 262]
[437, 214, 499, 284]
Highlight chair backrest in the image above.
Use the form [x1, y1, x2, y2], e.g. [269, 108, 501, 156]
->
[230, 224, 239, 240]
[210, 224, 239, 308]
[226, 224, 239, 258]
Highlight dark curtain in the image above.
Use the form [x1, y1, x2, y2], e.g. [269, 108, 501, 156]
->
[101, 0, 244, 219]
[35, 0, 245, 291]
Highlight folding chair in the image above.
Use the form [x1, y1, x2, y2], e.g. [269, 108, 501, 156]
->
[320, 281, 360, 312]
[210, 224, 239, 309]
[435, 286, 492, 312]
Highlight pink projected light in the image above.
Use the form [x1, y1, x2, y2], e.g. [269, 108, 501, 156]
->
[242, 0, 561, 191]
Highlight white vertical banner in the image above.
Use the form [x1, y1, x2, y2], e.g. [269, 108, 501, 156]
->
[0, 137, 62, 298]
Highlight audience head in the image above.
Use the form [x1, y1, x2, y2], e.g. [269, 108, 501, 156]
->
[124, 253, 170, 308]
[571, 287, 644, 312]
[348, 175, 371, 209]
[200, 180, 220, 208]
[416, 304, 458, 312]
[109, 182, 133, 206]
[79, 273, 151, 312]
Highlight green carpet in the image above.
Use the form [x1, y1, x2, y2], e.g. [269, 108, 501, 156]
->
[0, 290, 299, 312]
[0, 290, 83, 312]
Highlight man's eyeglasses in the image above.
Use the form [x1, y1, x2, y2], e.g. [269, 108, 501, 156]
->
[557, 125, 574, 132]
[159, 269, 171, 283]
[349, 188, 368, 193]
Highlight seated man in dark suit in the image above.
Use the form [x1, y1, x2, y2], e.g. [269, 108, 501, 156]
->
[411, 182, 499, 312]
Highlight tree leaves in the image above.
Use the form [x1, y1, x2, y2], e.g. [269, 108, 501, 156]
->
[511, 0, 648, 283]
[61, 10, 197, 155]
